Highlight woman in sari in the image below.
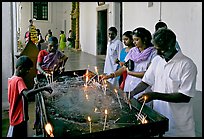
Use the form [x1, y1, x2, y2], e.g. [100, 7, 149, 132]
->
[36, 36, 68, 76]
[101, 27, 157, 106]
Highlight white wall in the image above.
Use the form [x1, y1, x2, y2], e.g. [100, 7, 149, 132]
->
[80, 2, 97, 55]
[123, 2, 202, 91]
[19, 2, 72, 45]
[2, 2, 15, 109]
[123, 2, 202, 136]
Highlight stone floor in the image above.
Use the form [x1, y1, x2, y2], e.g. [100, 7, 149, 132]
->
[2, 47, 106, 137]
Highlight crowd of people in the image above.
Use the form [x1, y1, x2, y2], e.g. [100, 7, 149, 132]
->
[102, 22, 197, 137]
[7, 20, 198, 137]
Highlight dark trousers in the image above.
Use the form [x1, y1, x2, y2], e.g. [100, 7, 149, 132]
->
[8, 121, 28, 137]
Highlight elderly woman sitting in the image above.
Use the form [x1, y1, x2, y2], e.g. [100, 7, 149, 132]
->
[36, 36, 68, 76]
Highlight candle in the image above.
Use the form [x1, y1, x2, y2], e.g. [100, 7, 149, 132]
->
[45, 123, 54, 137]
[103, 109, 108, 131]
[46, 75, 50, 84]
[137, 96, 146, 120]
[114, 89, 122, 109]
[128, 81, 132, 110]
[104, 84, 107, 95]
[51, 71, 53, 83]
[84, 69, 89, 87]
[53, 64, 57, 72]
[95, 66, 99, 82]
[88, 116, 92, 133]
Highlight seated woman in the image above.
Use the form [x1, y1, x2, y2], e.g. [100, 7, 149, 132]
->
[36, 36, 68, 76]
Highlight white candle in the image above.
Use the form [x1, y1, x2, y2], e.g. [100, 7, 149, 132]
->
[114, 89, 122, 109]
[103, 109, 108, 131]
[51, 71, 53, 83]
[128, 82, 132, 110]
[95, 66, 99, 82]
[46, 76, 50, 84]
[88, 116, 92, 133]
[137, 96, 146, 120]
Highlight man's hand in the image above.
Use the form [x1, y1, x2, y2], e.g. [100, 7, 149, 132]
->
[137, 92, 154, 103]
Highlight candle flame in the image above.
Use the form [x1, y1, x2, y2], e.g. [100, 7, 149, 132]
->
[105, 109, 108, 115]
[94, 108, 97, 112]
[114, 89, 117, 93]
[88, 116, 91, 122]
[85, 94, 88, 99]
[86, 69, 89, 76]
[144, 96, 147, 101]
[45, 123, 54, 137]
[73, 72, 76, 75]
[142, 118, 148, 124]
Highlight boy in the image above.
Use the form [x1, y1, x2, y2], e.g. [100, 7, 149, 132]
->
[7, 56, 53, 137]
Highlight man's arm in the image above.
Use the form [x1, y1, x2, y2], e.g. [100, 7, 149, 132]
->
[138, 92, 191, 103]
[130, 81, 150, 99]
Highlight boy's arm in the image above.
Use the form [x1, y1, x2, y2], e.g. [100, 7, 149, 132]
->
[22, 86, 52, 99]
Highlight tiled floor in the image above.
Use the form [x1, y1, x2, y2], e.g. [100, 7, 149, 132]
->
[1, 47, 106, 137]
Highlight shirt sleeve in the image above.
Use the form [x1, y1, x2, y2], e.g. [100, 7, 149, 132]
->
[17, 77, 27, 95]
[142, 56, 160, 86]
[178, 60, 197, 97]
[37, 50, 47, 63]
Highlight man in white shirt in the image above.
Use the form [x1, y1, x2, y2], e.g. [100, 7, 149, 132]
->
[129, 28, 197, 137]
[104, 27, 123, 86]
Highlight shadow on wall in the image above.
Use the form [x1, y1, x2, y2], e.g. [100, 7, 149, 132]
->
[192, 90, 202, 137]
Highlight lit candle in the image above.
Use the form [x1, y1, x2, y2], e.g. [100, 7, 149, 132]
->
[137, 96, 146, 120]
[45, 123, 54, 137]
[85, 69, 89, 87]
[103, 109, 108, 131]
[88, 116, 92, 133]
[114, 89, 122, 109]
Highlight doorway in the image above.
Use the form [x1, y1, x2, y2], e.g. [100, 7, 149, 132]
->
[97, 9, 107, 55]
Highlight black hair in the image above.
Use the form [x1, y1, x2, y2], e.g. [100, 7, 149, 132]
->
[108, 27, 117, 34]
[16, 55, 33, 69]
[60, 30, 64, 34]
[155, 21, 168, 31]
[123, 31, 133, 40]
[48, 36, 58, 49]
[29, 19, 33, 23]
[152, 28, 176, 50]
[36, 29, 40, 33]
[133, 27, 152, 46]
